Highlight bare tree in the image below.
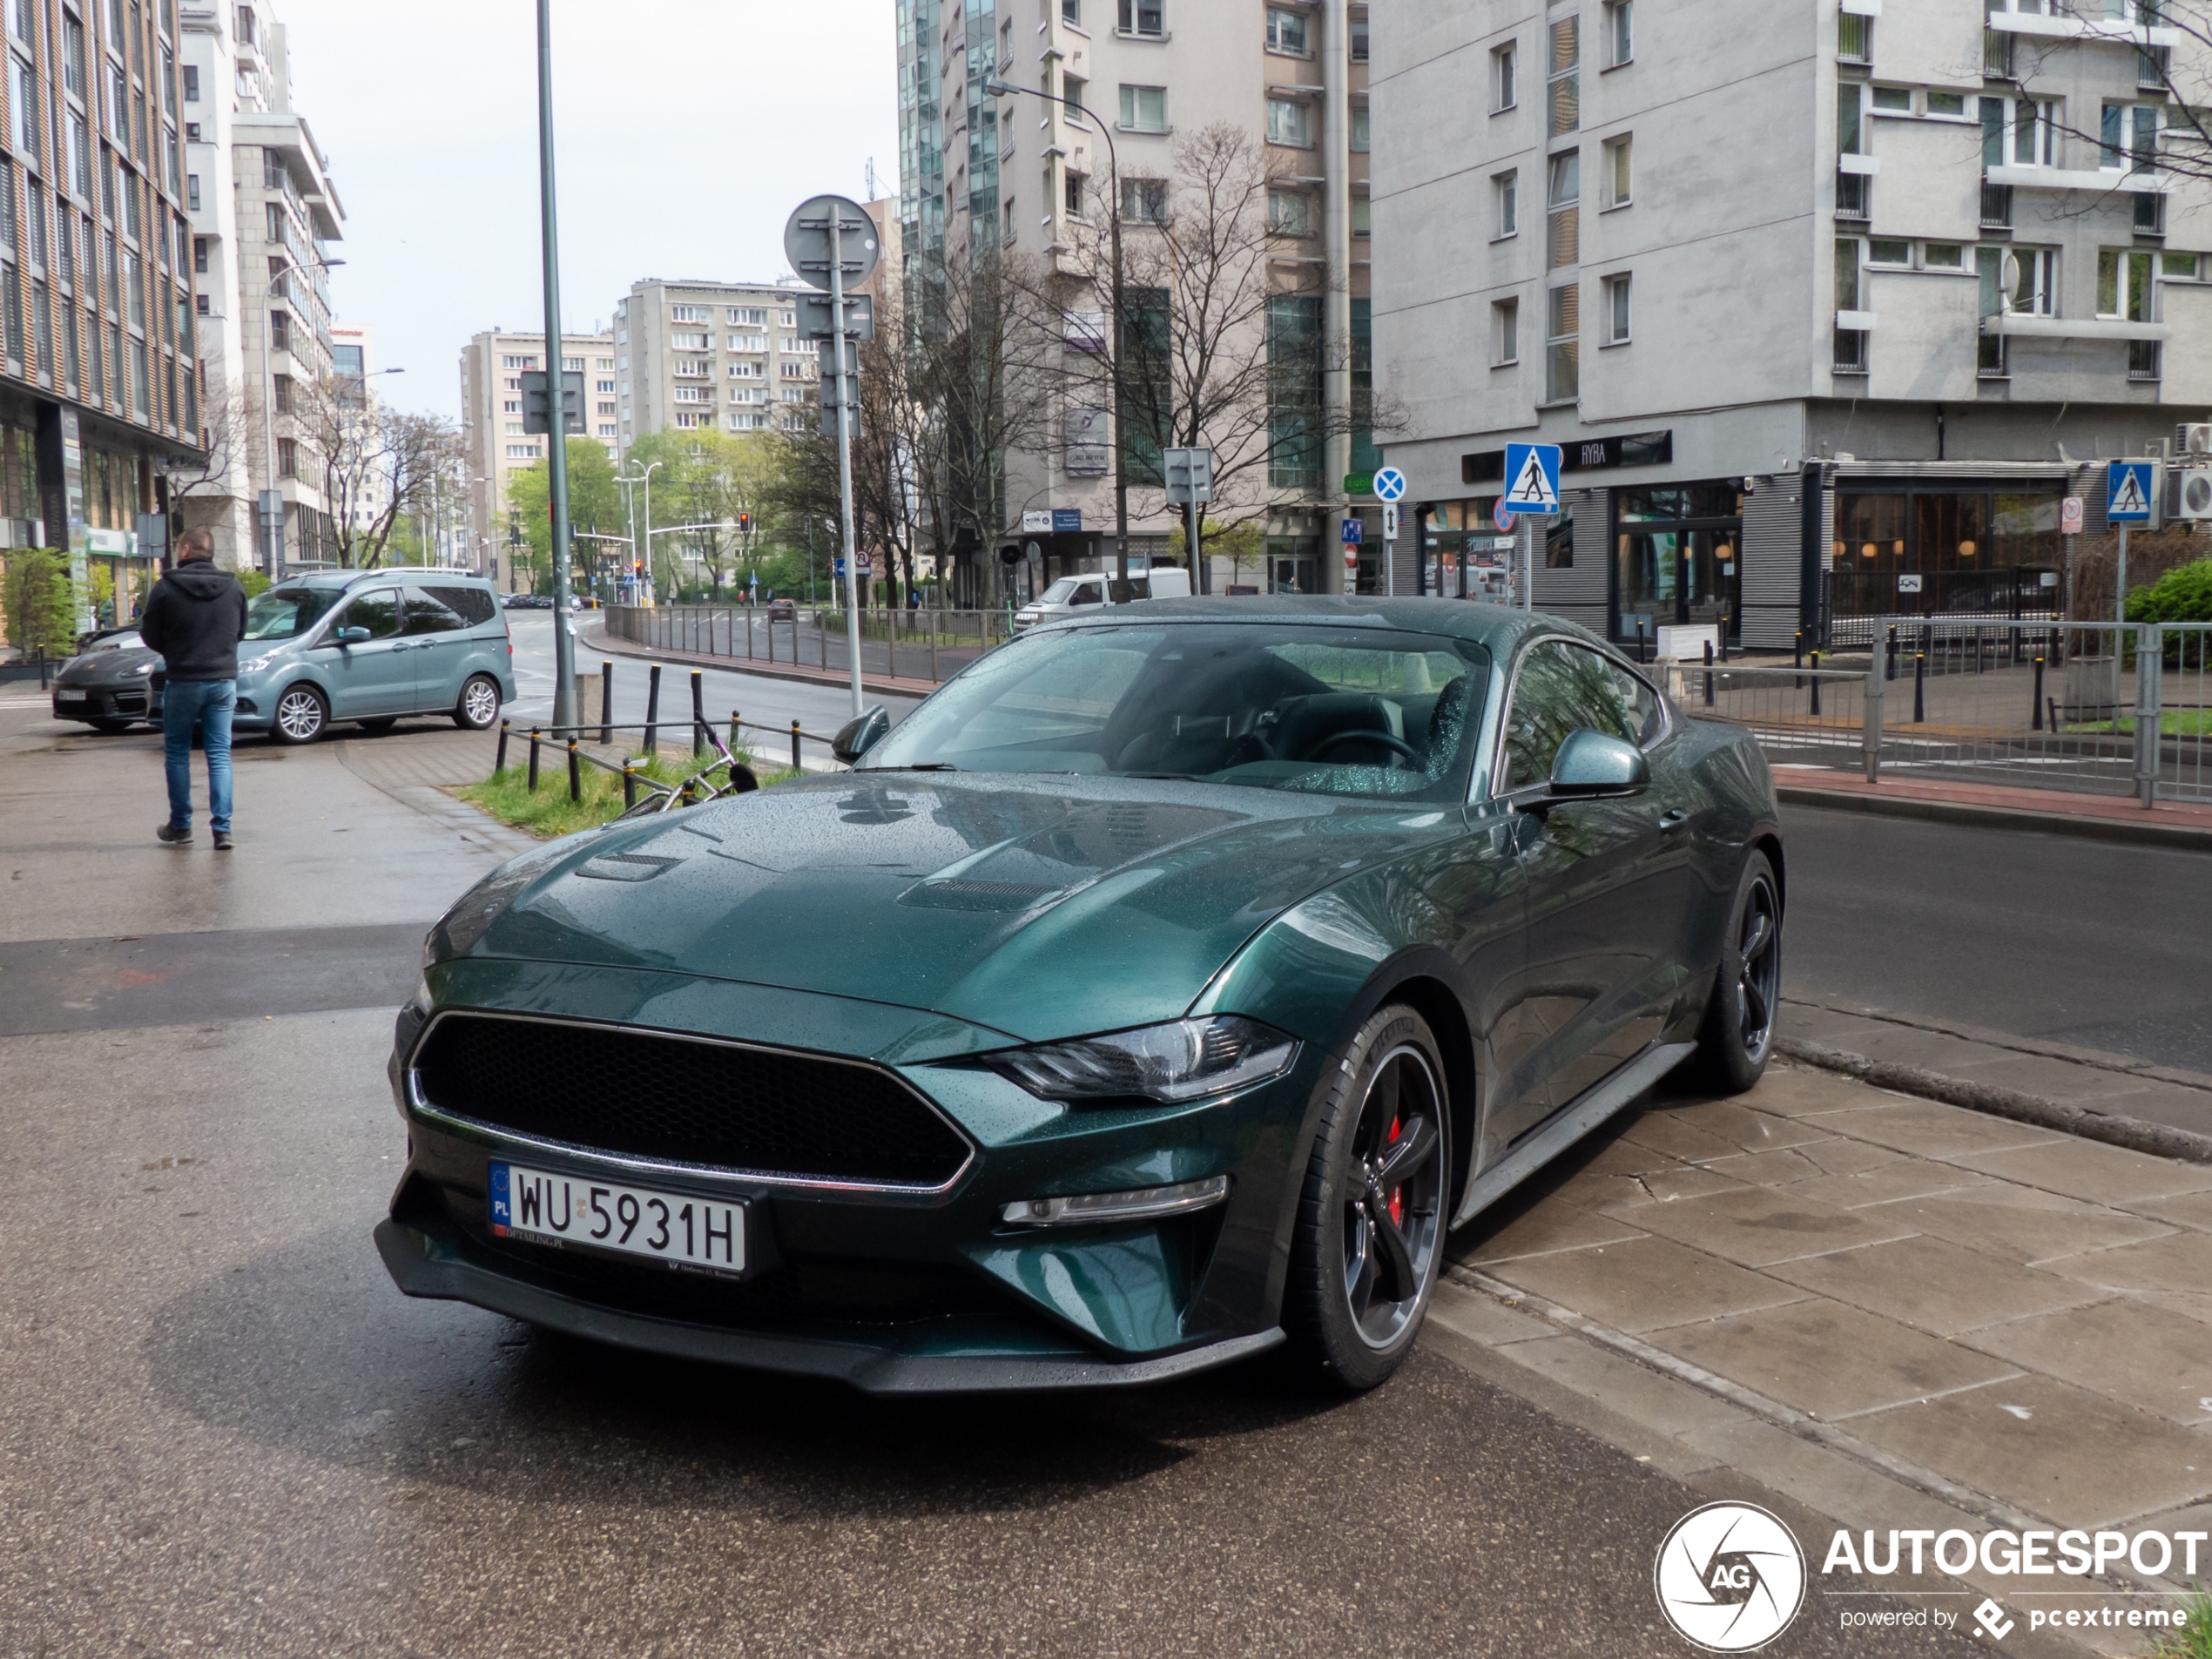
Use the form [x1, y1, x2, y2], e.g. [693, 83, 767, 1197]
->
[335, 406, 463, 570]
[161, 386, 256, 535]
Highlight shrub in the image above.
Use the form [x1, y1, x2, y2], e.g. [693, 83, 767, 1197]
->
[3, 550, 77, 657]
[2126, 558, 2212, 625]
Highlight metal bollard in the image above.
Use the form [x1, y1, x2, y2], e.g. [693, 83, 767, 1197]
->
[496, 719, 509, 773]
[622, 762, 637, 809]
[2031, 656, 2046, 731]
[930, 612, 939, 682]
[37, 647, 49, 689]
[567, 738, 582, 803]
[887, 622, 896, 681]
[644, 664, 661, 756]
[527, 727, 542, 792]
[1885, 625, 1898, 681]
[1809, 652, 1822, 717]
[690, 670, 705, 755]
[1793, 631, 1804, 676]
[791, 718, 802, 772]
[1913, 652, 1925, 724]
[731, 709, 742, 755]
[599, 661, 613, 746]
[1703, 640, 1715, 707]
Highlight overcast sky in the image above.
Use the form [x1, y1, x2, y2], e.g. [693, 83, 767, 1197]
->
[273, 0, 900, 421]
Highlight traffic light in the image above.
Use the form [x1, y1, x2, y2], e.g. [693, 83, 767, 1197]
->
[738, 512, 752, 535]
[632, 560, 643, 576]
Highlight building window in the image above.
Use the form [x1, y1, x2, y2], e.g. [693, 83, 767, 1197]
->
[1266, 95, 1312, 147]
[1062, 0, 1080, 24]
[2102, 103, 2160, 172]
[1002, 196, 1016, 245]
[1839, 83, 1865, 157]
[1602, 135, 1630, 207]
[1548, 16, 1579, 138]
[1350, 106, 1369, 152]
[1266, 187, 1312, 236]
[192, 291, 206, 314]
[2098, 247, 2155, 320]
[1545, 283, 1578, 401]
[1602, 0, 1632, 68]
[1351, 196, 1370, 235]
[671, 304, 710, 323]
[2134, 192, 2165, 234]
[1120, 178, 1168, 223]
[1838, 11, 1871, 64]
[1265, 293, 1322, 490]
[2128, 341, 2161, 381]
[1868, 238, 1911, 266]
[1923, 242, 1965, 269]
[1494, 169, 1518, 238]
[277, 435, 296, 477]
[1494, 296, 1519, 365]
[185, 172, 198, 209]
[1062, 73, 1089, 125]
[1493, 42, 1516, 112]
[1833, 327, 1869, 374]
[504, 443, 536, 459]
[182, 64, 198, 100]
[268, 308, 288, 350]
[1547, 149, 1579, 269]
[1603, 273, 1631, 343]
[1119, 83, 1167, 132]
[1117, 0, 1163, 38]
[1350, 12, 1368, 63]
[1835, 237, 1861, 310]
[272, 372, 291, 413]
[1065, 168, 1085, 216]
[1872, 84, 1912, 112]
[1265, 7, 1308, 55]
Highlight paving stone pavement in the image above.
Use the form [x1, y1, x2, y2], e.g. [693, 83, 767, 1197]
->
[1440, 1059, 2212, 1653]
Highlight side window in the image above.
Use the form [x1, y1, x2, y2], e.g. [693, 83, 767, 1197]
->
[339, 590, 401, 640]
[1606, 657, 1665, 746]
[1501, 641, 1635, 790]
[1068, 581, 1103, 607]
[402, 586, 467, 634]
[426, 583, 496, 626]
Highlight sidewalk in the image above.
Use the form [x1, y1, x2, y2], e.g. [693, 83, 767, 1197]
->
[1434, 1057, 2212, 1654]
[1777, 766, 2212, 851]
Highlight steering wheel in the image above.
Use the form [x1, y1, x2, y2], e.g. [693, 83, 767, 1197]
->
[1308, 729, 1421, 767]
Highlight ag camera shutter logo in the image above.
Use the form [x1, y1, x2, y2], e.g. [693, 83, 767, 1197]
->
[1654, 1502, 1807, 1651]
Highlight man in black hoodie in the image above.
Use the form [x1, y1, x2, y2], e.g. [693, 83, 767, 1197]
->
[137, 527, 248, 849]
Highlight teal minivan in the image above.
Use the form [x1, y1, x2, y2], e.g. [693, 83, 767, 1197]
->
[226, 570, 516, 744]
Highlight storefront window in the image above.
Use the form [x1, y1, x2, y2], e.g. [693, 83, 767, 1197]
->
[1832, 488, 2060, 619]
[1612, 480, 1743, 644]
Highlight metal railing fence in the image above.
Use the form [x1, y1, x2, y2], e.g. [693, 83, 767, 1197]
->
[604, 604, 1009, 685]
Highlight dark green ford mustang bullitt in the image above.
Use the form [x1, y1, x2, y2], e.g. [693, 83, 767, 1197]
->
[377, 597, 1783, 1393]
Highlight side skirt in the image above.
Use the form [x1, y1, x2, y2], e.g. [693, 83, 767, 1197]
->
[1449, 1042, 1696, 1229]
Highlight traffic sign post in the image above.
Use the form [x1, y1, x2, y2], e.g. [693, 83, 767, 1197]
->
[1163, 448, 1214, 595]
[1502, 443, 1562, 612]
[1372, 467, 1406, 502]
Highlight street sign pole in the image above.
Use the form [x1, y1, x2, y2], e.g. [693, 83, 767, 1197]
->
[830, 211, 863, 717]
[535, 0, 576, 732]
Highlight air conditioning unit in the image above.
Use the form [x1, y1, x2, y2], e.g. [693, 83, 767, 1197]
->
[2173, 467, 2212, 523]
[2176, 423, 2212, 457]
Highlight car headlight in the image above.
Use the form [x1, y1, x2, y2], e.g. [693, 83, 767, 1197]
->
[239, 652, 276, 673]
[133, 659, 157, 675]
[984, 1015, 1298, 1104]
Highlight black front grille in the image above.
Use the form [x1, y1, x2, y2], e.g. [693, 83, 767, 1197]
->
[413, 1014, 972, 1188]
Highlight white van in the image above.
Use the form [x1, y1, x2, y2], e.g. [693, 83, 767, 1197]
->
[1012, 566, 1192, 631]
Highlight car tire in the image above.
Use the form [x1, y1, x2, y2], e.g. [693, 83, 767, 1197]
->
[84, 718, 134, 734]
[1284, 1003, 1452, 1393]
[271, 684, 329, 745]
[453, 673, 502, 731]
[356, 717, 399, 732]
[1687, 850, 1783, 1095]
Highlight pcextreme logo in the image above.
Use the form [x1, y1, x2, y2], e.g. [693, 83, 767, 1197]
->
[1655, 1502, 1809, 1652]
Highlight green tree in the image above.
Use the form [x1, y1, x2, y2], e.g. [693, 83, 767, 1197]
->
[2127, 557, 2212, 624]
[1170, 516, 1263, 587]
[3, 551, 77, 656]
[507, 438, 621, 596]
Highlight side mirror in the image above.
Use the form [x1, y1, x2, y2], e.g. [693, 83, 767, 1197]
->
[336, 626, 370, 645]
[832, 704, 891, 765]
[1548, 728, 1649, 799]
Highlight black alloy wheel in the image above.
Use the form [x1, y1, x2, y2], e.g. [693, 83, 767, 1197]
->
[454, 674, 502, 731]
[1690, 850, 1782, 1093]
[271, 684, 328, 745]
[1286, 1004, 1450, 1391]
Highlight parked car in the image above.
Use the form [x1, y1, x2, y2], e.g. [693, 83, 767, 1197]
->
[381, 597, 1784, 1395]
[1012, 565, 1193, 631]
[766, 597, 798, 622]
[50, 628, 162, 732]
[230, 570, 516, 744]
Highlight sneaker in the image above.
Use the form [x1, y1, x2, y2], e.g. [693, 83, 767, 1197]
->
[212, 829, 233, 851]
[156, 822, 191, 846]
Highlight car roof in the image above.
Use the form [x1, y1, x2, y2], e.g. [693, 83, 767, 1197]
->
[1039, 594, 1604, 656]
[271, 568, 496, 591]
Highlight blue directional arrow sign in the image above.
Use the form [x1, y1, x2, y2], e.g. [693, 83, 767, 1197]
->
[1372, 466, 1407, 502]
[1503, 443, 1562, 515]
[2107, 460, 2155, 525]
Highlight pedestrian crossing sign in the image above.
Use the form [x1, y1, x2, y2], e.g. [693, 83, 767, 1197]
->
[2107, 460, 2155, 525]
[1503, 443, 1562, 514]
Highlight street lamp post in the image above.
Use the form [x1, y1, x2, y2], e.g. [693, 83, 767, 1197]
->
[617, 460, 663, 604]
[984, 77, 1130, 587]
[260, 252, 344, 580]
[534, 0, 579, 732]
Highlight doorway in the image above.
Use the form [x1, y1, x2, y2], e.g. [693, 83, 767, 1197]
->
[1611, 484, 1743, 646]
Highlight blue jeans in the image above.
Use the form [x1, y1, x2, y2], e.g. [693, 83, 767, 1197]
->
[161, 679, 236, 833]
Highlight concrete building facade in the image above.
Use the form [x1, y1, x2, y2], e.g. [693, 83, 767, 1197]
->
[896, 0, 1374, 599]
[1372, 0, 2212, 650]
[457, 327, 615, 586]
[611, 277, 818, 456]
[179, 0, 344, 576]
[0, 0, 202, 631]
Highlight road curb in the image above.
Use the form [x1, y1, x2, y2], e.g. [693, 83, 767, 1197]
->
[1775, 1035, 2212, 1165]
[1777, 783, 2212, 852]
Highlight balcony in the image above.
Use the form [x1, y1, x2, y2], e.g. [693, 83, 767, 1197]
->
[1979, 181, 2013, 228]
[1981, 312, 2169, 342]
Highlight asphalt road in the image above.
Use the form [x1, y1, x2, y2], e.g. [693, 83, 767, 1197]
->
[1781, 803, 2212, 1075]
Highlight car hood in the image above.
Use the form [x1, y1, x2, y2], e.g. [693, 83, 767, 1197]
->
[57, 645, 162, 685]
[447, 773, 1464, 1043]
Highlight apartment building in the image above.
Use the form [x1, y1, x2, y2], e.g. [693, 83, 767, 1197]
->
[0, 0, 200, 631]
[178, 0, 344, 575]
[1373, 0, 2212, 651]
[896, 0, 1373, 599]
[611, 276, 819, 456]
[457, 327, 615, 585]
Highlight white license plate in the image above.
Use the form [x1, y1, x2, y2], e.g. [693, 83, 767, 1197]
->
[54, 690, 85, 701]
[489, 1161, 747, 1278]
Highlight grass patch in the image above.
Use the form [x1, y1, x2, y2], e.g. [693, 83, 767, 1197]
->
[2063, 709, 2212, 738]
[2151, 1587, 2212, 1659]
[457, 745, 798, 840]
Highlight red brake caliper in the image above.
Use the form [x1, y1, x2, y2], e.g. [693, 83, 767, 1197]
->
[1386, 1116, 1404, 1227]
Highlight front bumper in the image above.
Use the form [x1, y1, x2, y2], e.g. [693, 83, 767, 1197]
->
[378, 963, 1320, 1391]
[51, 682, 156, 721]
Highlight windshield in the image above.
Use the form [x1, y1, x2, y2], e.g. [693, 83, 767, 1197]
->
[860, 623, 1490, 801]
[1036, 577, 1088, 605]
[244, 586, 342, 642]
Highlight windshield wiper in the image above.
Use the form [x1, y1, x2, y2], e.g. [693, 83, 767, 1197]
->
[867, 762, 961, 772]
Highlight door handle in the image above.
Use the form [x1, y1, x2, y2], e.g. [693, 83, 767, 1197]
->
[1657, 809, 1689, 833]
